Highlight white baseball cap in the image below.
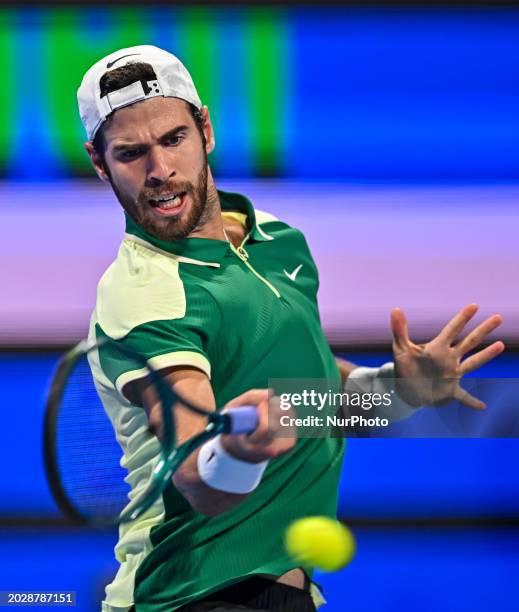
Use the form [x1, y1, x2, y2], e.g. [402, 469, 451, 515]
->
[77, 44, 202, 141]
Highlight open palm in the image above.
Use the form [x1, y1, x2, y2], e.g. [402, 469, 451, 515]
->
[391, 303, 504, 409]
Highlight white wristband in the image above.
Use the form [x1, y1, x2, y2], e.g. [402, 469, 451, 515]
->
[345, 362, 418, 421]
[197, 435, 269, 494]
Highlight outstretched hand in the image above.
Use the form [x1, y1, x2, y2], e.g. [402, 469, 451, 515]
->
[391, 303, 504, 409]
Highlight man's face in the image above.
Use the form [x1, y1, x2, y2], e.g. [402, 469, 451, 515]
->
[96, 97, 212, 242]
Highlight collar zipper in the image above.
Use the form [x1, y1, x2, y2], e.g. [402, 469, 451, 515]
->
[229, 235, 281, 298]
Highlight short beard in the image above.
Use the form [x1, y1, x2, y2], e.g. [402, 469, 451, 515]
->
[111, 158, 211, 242]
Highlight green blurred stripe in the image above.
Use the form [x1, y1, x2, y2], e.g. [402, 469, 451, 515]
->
[43, 7, 152, 173]
[0, 10, 16, 167]
[2, 7, 291, 177]
[178, 8, 221, 170]
[245, 8, 289, 176]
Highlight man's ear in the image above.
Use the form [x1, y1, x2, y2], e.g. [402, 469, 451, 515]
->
[201, 106, 216, 155]
[84, 141, 110, 183]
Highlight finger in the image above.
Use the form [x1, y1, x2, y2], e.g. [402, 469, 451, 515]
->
[459, 341, 505, 375]
[390, 307, 411, 351]
[224, 388, 270, 408]
[455, 314, 504, 356]
[437, 303, 479, 345]
[265, 396, 297, 439]
[453, 385, 486, 410]
[246, 399, 271, 443]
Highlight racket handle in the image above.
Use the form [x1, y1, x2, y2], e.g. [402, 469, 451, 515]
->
[225, 406, 259, 435]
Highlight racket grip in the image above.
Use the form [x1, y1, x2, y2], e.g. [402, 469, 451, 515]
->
[226, 406, 259, 435]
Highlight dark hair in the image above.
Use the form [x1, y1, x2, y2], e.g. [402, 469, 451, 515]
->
[92, 61, 205, 160]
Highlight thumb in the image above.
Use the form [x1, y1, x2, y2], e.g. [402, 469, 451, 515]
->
[390, 307, 411, 351]
[224, 388, 270, 409]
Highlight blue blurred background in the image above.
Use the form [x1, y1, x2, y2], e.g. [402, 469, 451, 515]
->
[2, 3, 518, 611]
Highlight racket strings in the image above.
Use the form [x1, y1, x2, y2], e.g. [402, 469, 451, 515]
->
[55, 356, 131, 520]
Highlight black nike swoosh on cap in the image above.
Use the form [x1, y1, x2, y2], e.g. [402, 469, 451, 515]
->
[106, 53, 141, 69]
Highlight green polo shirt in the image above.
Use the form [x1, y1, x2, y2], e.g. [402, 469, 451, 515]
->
[89, 190, 344, 612]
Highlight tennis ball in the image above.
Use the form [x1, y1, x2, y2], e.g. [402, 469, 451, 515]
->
[284, 516, 356, 572]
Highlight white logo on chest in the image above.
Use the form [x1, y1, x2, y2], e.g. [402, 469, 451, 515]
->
[284, 264, 303, 282]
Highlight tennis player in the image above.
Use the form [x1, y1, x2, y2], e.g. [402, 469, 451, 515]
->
[77, 46, 504, 612]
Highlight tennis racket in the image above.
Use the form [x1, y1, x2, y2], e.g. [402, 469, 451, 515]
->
[43, 337, 258, 526]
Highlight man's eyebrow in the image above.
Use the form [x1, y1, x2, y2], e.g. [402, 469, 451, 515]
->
[111, 126, 189, 152]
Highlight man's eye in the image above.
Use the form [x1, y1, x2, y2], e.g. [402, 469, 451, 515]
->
[114, 149, 142, 161]
[165, 135, 184, 146]
[120, 149, 141, 160]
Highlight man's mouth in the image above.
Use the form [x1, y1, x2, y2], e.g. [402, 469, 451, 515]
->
[148, 191, 187, 216]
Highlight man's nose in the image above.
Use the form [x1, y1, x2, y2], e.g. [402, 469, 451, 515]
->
[146, 146, 175, 186]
